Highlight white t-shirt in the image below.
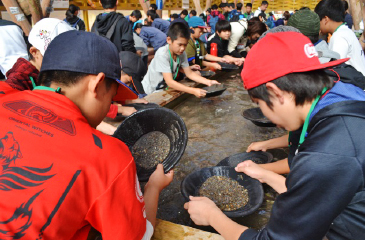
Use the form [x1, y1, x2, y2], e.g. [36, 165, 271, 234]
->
[254, 8, 263, 17]
[0, 20, 28, 77]
[329, 24, 365, 76]
[142, 44, 189, 95]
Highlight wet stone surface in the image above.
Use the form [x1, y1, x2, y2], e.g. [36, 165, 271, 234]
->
[156, 70, 288, 231]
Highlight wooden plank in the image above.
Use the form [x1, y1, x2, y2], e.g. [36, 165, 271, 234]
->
[144, 80, 199, 107]
[152, 219, 224, 240]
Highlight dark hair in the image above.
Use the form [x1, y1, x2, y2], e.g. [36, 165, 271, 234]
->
[315, 0, 345, 22]
[171, 13, 179, 19]
[261, 1, 269, 6]
[180, 9, 188, 16]
[39, 71, 115, 90]
[27, 41, 34, 61]
[207, 8, 212, 13]
[300, 6, 310, 10]
[342, 0, 349, 11]
[269, 12, 273, 16]
[246, 3, 252, 7]
[167, 22, 190, 41]
[283, 11, 291, 20]
[190, 10, 197, 16]
[212, 4, 218, 10]
[131, 10, 142, 19]
[246, 19, 267, 37]
[100, 0, 117, 9]
[150, 3, 157, 10]
[229, 3, 235, 8]
[215, 19, 231, 33]
[220, 3, 227, 8]
[237, 3, 243, 10]
[147, 10, 158, 20]
[249, 17, 261, 22]
[248, 70, 333, 109]
[134, 22, 143, 30]
[307, 34, 320, 44]
[66, 4, 80, 21]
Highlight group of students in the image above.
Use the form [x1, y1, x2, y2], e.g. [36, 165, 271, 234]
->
[1, 0, 365, 239]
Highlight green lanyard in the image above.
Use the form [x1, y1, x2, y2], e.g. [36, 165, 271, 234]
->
[298, 87, 328, 149]
[30, 76, 61, 93]
[168, 48, 180, 80]
[334, 23, 346, 33]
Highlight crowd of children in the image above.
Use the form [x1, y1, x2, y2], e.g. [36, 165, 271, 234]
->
[1, 0, 365, 239]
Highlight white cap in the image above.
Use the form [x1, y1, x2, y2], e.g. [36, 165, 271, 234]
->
[28, 18, 75, 56]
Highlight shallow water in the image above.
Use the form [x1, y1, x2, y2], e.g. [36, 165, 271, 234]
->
[156, 70, 288, 231]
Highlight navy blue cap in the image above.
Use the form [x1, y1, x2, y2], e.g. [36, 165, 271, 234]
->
[41, 31, 137, 101]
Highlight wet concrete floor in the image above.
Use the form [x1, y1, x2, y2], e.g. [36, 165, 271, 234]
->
[156, 69, 288, 232]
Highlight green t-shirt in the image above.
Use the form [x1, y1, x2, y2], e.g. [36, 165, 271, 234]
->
[185, 38, 207, 67]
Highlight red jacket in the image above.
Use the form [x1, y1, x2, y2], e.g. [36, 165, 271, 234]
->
[0, 82, 147, 239]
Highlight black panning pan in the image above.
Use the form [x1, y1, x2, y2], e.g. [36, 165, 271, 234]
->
[113, 108, 188, 182]
[242, 107, 276, 127]
[216, 151, 273, 167]
[124, 103, 160, 111]
[218, 62, 239, 71]
[202, 84, 227, 98]
[181, 166, 264, 218]
[200, 70, 216, 78]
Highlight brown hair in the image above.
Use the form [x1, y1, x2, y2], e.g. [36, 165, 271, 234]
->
[283, 11, 291, 21]
[246, 20, 267, 38]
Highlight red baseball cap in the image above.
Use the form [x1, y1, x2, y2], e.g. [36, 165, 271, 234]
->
[241, 32, 349, 90]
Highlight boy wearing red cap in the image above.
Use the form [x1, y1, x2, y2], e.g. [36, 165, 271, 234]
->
[184, 32, 365, 240]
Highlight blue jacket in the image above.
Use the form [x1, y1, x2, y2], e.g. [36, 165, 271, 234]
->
[240, 81, 365, 240]
[139, 26, 167, 51]
[151, 18, 170, 34]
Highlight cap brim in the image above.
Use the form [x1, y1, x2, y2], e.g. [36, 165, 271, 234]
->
[198, 26, 208, 28]
[294, 58, 349, 73]
[113, 79, 138, 102]
[130, 75, 146, 95]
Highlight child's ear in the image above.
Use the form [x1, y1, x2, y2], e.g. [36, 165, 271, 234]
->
[167, 36, 172, 45]
[265, 82, 285, 104]
[89, 72, 106, 98]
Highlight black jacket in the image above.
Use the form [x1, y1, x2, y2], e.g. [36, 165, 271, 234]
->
[207, 34, 230, 57]
[65, 16, 86, 31]
[91, 12, 136, 53]
[240, 89, 365, 239]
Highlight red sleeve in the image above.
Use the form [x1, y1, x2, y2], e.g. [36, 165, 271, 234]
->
[85, 160, 147, 240]
[106, 104, 118, 119]
[219, 14, 225, 20]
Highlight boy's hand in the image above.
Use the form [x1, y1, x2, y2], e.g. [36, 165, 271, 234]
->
[118, 106, 137, 116]
[128, 98, 149, 104]
[192, 88, 207, 98]
[235, 160, 267, 183]
[146, 164, 174, 192]
[234, 58, 244, 66]
[184, 196, 221, 226]
[190, 64, 201, 71]
[220, 58, 228, 63]
[212, 63, 222, 70]
[247, 141, 268, 152]
[207, 80, 220, 86]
